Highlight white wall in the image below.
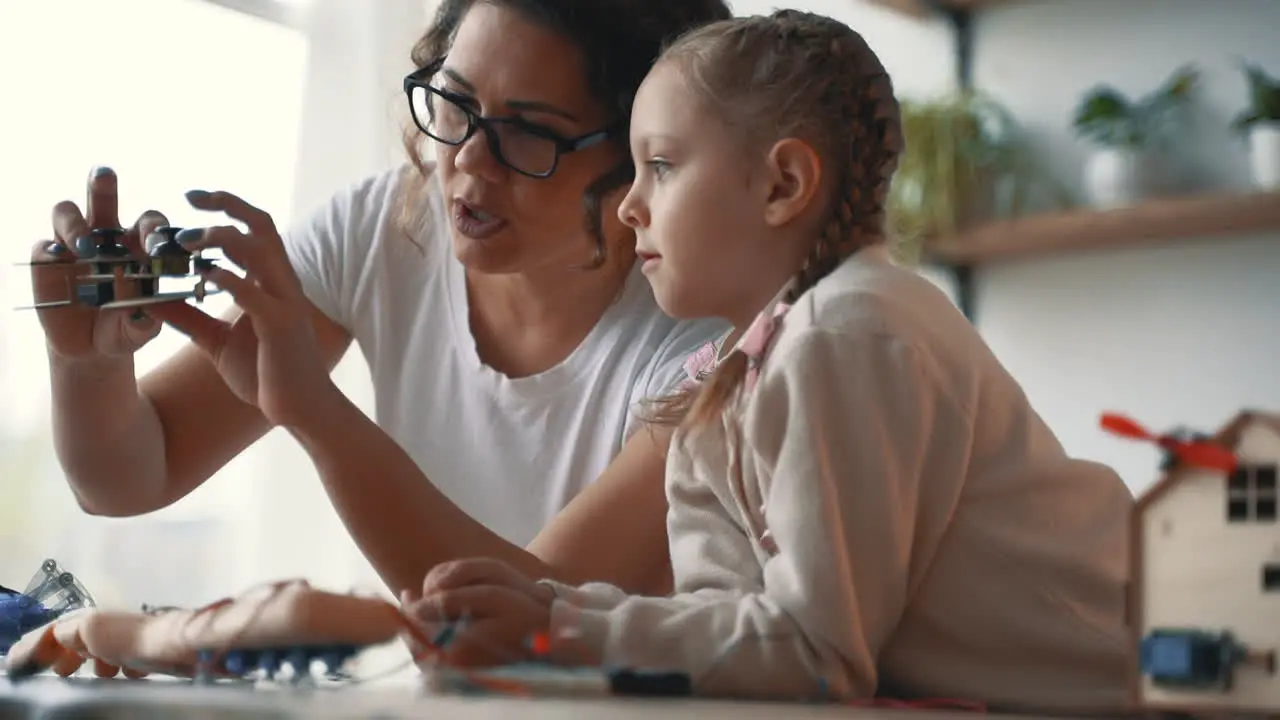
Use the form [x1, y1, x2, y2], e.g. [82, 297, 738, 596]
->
[254, 0, 437, 595]
[728, 0, 1280, 495]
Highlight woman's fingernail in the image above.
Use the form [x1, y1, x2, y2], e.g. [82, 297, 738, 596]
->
[175, 228, 204, 247]
[91, 166, 115, 179]
[130, 310, 148, 322]
[185, 190, 212, 204]
[46, 241, 66, 255]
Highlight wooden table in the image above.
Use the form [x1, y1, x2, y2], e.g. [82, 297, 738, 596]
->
[0, 675, 1058, 720]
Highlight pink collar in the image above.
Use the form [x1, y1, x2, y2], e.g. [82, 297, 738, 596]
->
[683, 282, 795, 392]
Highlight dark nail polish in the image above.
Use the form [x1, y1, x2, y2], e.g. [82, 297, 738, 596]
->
[46, 241, 66, 255]
[91, 166, 115, 179]
[185, 190, 212, 204]
[175, 227, 204, 246]
[130, 310, 148, 322]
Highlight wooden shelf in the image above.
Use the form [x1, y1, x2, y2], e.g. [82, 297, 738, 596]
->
[866, 0, 1016, 19]
[923, 191, 1280, 265]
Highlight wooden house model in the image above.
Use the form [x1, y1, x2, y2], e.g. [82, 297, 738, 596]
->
[1130, 410, 1279, 714]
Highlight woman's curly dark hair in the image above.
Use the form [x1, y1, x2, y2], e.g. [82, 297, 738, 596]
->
[399, 0, 732, 264]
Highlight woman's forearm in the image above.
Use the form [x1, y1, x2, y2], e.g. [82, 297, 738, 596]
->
[286, 387, 558, 597]
[48, 352, 167, 514]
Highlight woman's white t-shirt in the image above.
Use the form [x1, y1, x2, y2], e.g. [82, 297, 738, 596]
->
[282, 165, 729, 547]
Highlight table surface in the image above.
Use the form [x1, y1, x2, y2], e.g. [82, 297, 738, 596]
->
[0, 675, 1060, 720]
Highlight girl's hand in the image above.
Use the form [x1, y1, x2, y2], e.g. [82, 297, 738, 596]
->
[404, 558, 555, 668]
[171, 189, 340, 429]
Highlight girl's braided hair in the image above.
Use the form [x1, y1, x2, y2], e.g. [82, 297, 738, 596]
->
[397, 0, 733, 262]
[644, 10, 905, 429]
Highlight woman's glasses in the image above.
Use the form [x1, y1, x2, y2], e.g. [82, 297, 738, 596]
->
[403, 67, 613, 179]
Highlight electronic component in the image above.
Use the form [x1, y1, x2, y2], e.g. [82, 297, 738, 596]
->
[0, 559, 95, 656]
[196, 644, 362, 683]
[16, 226, 224, 311]
[423, 662, 693, 698]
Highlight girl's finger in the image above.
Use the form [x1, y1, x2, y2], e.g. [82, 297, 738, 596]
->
[422, 558, 536, 596]
[417, 585, 535, 622]
[437, 618, 535, 668]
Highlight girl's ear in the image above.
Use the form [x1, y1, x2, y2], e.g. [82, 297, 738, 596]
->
[761, 138, 822, 228]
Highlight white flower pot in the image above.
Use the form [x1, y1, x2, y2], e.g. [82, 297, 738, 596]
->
[1247, 122, 1280, 190]
[1083, 147, 1154, 209]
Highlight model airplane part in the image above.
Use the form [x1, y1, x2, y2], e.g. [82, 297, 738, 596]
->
[15, 225, 225, 312]
[1100, 412, 1239, 472]
[3, 579, 432, 684]
[1, 559, 96, 656]
[1124, 409, 1280, 715]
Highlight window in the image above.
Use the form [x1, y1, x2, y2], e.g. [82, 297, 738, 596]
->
[0, 0, 306, 608]
[1227, 464, 1278, 523]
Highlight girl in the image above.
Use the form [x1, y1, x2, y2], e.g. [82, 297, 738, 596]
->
[408, 10, 1134, 714]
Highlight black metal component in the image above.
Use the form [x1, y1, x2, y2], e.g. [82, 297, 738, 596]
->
[944, 6, 975, 90]
[928, 4, 978, 322]
[950, 263, 977, 321]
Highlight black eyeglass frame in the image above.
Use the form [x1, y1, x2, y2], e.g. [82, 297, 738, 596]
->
[402, 63, 614, 179]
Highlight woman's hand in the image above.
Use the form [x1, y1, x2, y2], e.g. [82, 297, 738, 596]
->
[31, 168, 171, 360]
[403, 558, 555, 668]
[169, 189, 341, 429]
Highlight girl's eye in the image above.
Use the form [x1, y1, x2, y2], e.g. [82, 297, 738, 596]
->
[646, 158, 672, 179]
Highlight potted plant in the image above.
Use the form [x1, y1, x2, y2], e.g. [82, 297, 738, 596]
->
[1231, 62, 1280, 190]
[887, 91, 1066, 264]
[887, 93, 1010, 262]
[1072, 65, 1198, 209]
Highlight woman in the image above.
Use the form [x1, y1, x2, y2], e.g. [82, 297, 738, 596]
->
[29, 0, 732, 601]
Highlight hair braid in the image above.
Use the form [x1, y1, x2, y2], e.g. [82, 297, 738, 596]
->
[642, 10, 904, 430]
[763, 10, 904, 302]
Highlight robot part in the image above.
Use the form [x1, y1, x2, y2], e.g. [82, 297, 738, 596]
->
[1140, 628, 1275, 691]
[196, 644, 362, 683]
[0, 559, 95, 656]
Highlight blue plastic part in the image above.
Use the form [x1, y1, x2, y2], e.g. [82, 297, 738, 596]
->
[0, 594, 58, 655]
[1, 560, 95, 656]
[1139, 628, 1244, 690]
[201, 644, 362, 680]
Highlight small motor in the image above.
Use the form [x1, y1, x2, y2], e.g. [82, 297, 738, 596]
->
[146, 226, 194, 277]
[1140, 628, 1257, 691]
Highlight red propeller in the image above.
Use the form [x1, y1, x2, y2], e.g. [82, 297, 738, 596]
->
[1100, 412, 1238, 473]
